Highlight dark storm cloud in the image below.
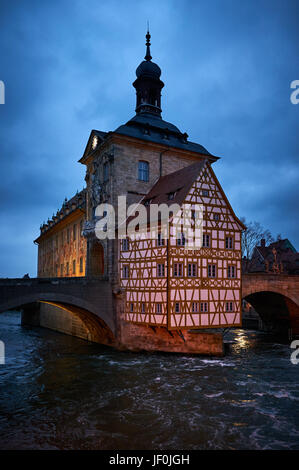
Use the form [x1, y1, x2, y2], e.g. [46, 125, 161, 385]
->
[0, 0, 298, 276]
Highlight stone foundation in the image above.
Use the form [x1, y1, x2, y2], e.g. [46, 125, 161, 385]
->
[22, 301, 224, 356]
[118, 320, 224, 356]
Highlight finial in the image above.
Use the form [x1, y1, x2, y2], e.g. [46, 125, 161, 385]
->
[145, 26, 152, 61]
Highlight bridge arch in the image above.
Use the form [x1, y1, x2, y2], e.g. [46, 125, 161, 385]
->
[0, 291, 114, 333]
[0, 277, 117, 346]
[242, 274, 299, 336]
[242, 289, 299, 336]
[3, 297, 116, 346]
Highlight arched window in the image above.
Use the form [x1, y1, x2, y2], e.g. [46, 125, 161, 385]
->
[138, 161, 149, 182]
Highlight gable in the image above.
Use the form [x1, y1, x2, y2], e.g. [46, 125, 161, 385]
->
[79, 129, 107, 164]
[183, 162, 245, 232]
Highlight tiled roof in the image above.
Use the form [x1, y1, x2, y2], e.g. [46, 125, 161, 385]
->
[114, 113, 218, 160]
[124, 160, 207, 229]
[36, 189, 86, 241]
[141, 160, 207, 207]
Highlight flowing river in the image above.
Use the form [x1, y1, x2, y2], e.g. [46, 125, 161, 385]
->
[0, 311, 298, 450]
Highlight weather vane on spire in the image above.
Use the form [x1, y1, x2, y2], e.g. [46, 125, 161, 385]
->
[145, 22, 152, 61]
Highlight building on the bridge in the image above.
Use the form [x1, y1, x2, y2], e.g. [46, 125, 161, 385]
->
[34, 31, 246, 350]
[244, 238, 299, 275]
[120, 160, 244, 329]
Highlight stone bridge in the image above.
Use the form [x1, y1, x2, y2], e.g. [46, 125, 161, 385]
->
[243, 273, 299, 336]
[0, 277, 117, 345]
[0, 273, 298, 348]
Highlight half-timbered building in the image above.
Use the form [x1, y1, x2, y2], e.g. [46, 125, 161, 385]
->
[120, 159, 245, 331]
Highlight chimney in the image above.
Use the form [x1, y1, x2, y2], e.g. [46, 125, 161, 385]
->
[261, 238, 266, 247]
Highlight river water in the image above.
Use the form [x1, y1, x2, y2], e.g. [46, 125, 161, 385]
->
[0, 311, 298, 450]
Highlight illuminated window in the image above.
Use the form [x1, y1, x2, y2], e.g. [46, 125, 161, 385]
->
[138, 161, 149, 182]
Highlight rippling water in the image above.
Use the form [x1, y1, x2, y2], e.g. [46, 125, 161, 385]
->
[0, 311, 298, 450]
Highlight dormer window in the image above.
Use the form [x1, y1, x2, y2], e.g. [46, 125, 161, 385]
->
[143, 124, 150, 135]
[138, 161, 149, 182]
[168, 191, 176, 200]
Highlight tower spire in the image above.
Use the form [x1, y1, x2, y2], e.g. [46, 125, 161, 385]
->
[133, 29, 164, 117]
[145, 27, 152, 61]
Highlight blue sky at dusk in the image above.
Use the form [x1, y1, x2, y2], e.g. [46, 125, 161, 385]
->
[0, 0, 298, 277]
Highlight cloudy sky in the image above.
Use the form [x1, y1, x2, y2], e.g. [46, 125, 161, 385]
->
[0, 0, 298, 277]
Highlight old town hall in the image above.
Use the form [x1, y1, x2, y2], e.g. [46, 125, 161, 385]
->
[34, 31, 245, 354]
